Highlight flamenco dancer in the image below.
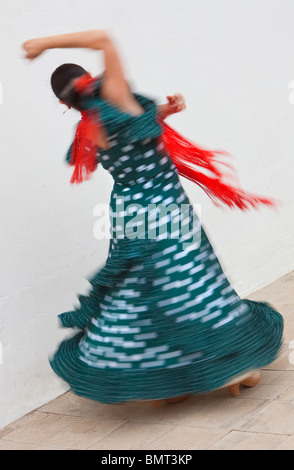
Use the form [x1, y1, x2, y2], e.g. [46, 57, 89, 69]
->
[22, 30, 283, 405]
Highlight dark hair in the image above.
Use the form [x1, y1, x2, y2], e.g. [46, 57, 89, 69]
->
[50, 63, 88, 110]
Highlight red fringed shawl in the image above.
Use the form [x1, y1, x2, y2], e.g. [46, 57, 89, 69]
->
[68, 73, 99, 184]
[67, 73, 278, 211]
[157, 119, 278, 211]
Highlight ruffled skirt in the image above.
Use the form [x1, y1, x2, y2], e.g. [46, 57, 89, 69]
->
[50, 167, 284, 402]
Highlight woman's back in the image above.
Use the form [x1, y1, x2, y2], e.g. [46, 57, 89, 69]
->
[65, 77, 173, 186]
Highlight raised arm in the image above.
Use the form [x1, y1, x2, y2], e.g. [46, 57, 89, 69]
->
[22, 29, 134, 106]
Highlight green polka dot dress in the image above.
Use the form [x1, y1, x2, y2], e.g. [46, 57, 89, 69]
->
[49, 76, 284, 403]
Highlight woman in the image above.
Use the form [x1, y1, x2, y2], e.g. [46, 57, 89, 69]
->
[22, 29, 283, 405]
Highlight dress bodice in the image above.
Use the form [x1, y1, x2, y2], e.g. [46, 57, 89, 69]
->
[65, 74, 174, 186]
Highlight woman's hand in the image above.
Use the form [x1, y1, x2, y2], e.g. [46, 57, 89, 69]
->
[166, 93, 186, 114]
[22, 38, 45, 60]
[157, 93, 186, 120]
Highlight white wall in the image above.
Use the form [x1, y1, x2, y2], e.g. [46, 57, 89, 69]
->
[1, 0, 294, 428]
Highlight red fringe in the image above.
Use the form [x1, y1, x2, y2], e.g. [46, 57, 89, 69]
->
[70, 110, 99, 184]
[67, 74, 279, 212]
[69, 73, 99, 184]
[157, 118, 279, 211]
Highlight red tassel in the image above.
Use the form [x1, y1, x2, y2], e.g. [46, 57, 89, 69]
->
[158, 118, 279, 211]
[67, 74, 280, 210]
[70, 111, 99, 184]
[69, 73, 100, 184]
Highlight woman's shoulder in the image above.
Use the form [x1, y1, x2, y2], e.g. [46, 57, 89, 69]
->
[93, 73, 156, 107]
[78, 74, 163, 143]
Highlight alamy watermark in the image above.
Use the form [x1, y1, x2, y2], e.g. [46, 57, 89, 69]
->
[93, 199, 202, 250]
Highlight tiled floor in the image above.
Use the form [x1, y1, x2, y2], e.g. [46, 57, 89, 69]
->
[0, 271, 293, 450]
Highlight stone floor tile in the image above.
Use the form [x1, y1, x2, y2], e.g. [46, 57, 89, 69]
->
[174, 397, 267, 429]
[275, 386, 294, 401]
[131, 395, 267, 430]
[209, 430, 288, 450]
[146, 425, 228, 450]
[37, 391, 148, 422]
[276, 435, 294, 449]
[3, 413, 122, 449]
[43, 416, 124, 450]
[260, 370, 294, 386]
[0, 439, 41, 450]
[237, 400, 294, 435]
[87, 421, 172, 450]
[0, 411, 45, 439]
[129, 396, 205, 426]
[0, 439, 55, 450]
[0, 413, 64, 445]
[233, 384, 290, 400]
